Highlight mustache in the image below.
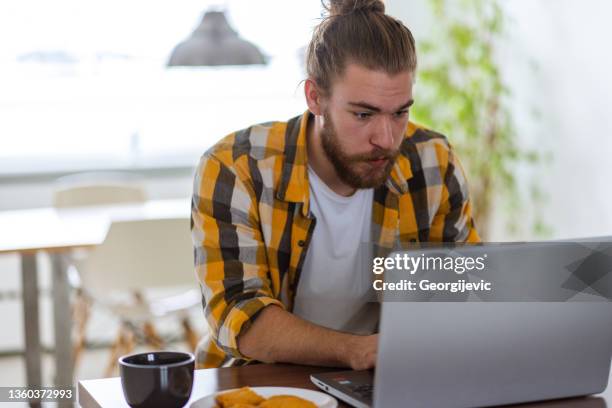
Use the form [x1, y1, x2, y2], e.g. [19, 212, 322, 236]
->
[346, 147, 399, 163]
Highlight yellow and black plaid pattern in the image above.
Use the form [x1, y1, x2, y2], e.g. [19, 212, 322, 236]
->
[191, 111, 480, 368]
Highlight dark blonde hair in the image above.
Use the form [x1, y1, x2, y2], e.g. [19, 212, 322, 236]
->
[306, 0, 417, 95]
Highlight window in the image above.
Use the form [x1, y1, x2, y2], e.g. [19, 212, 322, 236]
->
[0, 0, 321, 175]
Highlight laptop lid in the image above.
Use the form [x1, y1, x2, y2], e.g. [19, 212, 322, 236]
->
[313, 239, 612, 407]
[374, 238, 612, 407]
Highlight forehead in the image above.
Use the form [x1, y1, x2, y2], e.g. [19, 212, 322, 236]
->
[328, 63, 414, 110]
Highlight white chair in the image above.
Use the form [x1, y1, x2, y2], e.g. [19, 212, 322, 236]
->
[51, 173, 200, 376]
[72, 217, 201, 376]
[53, 172, 147, 208]
[52, 172, 149, 369]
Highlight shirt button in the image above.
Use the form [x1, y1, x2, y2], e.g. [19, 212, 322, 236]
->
[298, 240, 306, 247]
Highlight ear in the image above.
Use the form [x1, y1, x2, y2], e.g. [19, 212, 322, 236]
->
[304, 78, 324, 116]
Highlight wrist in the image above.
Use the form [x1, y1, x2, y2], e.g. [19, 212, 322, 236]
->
[337, 334, 362, 369]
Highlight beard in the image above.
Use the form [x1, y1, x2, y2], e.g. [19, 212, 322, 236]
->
[320, 111, 399, 189]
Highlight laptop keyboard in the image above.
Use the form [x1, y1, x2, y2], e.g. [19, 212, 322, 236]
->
[348, 383, 374, 400]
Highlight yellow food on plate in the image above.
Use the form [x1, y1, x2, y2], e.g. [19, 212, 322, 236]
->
[215, 387, 265, 407]
[213, 387, 318, 408]
[258, 395, 317, 408]
[213, 404, 258, 408]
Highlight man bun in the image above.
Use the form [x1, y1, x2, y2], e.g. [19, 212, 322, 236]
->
[308, 0, 416, 95]
[326, 0, 385, 16]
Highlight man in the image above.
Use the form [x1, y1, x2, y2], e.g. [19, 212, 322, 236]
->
[191, 0, 480, 369]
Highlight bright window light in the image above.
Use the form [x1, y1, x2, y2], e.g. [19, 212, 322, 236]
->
[0, 0, 321, 174]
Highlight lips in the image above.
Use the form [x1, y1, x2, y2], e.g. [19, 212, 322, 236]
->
[369, 158, 388, 167]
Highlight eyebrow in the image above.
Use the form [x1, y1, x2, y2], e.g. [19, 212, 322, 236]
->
[347, 99, 414, 112]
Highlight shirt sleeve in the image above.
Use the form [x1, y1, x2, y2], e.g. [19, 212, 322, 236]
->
[191, 153, 285, 360]
[429, 145, 481, 243]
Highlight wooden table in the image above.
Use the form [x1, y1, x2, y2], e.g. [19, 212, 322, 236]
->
[0, 198, 190, 408]
[78, 363, 611, 407]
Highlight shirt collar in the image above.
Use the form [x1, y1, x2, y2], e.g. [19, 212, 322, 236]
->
[276, 111, 415, 213]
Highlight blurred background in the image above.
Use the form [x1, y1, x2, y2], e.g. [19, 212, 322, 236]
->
[0, 0, 611, 403]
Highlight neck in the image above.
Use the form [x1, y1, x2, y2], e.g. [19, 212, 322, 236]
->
[306, 113, 356, 197]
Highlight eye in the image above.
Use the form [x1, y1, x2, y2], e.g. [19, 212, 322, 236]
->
[353, 112, 372, 120]
[394, 110, 409, 118]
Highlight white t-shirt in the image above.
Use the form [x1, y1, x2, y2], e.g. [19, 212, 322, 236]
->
[292, 166, 379, 335]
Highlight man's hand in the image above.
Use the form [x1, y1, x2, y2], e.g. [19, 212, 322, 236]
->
[238, 305, 379, 369]
[344, 334, 378, 370]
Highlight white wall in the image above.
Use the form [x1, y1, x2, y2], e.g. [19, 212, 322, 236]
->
[387, 0, 612, 240]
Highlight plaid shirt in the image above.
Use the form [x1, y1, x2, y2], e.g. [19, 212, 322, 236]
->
[191, 111, 480, 368]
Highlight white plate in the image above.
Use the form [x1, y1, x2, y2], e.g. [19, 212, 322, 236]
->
[190, 386, 338, 408]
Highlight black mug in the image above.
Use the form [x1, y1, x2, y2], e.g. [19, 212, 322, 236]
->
[119, 351, 195, 408]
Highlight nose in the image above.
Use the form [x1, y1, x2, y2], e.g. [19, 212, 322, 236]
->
[370, 116, 394, 150]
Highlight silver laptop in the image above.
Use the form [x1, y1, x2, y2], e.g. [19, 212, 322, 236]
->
[312, 240, 612, 407]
